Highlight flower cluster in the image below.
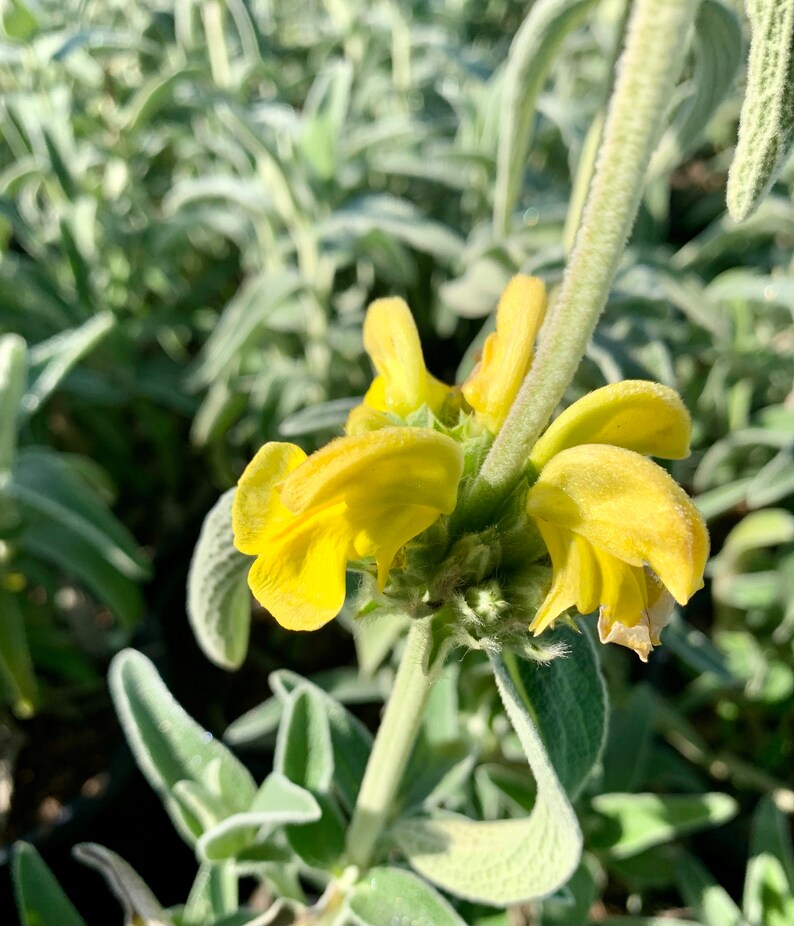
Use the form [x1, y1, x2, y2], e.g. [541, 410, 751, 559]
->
[232, 276, 708, 660]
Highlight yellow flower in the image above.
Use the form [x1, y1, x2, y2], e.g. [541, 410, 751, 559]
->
[359, 297, 450, 418]
[524, 381, 709, 661]
[348, 274, 545, 435]
[232, 428, 463, 631]
[462, 275, 547, 433]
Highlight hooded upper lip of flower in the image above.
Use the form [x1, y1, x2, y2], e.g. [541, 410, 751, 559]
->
[346, 274, 547, 435]
[523, 380, 710, 661]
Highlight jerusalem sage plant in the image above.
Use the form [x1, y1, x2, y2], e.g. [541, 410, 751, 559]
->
[16, 0, 794, 922]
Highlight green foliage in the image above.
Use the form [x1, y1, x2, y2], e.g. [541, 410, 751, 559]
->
[12, 842, 88, 926]
[187, 488, 251, 670]
[727, 0, 794, 220]
[109, 649, 256, 844]
[394, 649, 588, 906]
[348, 867, 467, 926]
[3, 0, 794, 924]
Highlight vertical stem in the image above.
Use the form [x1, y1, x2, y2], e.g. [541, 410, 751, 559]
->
[346, 619, 435, 870]
[466, 0, 699, 521]
[202, 0, 231, 88]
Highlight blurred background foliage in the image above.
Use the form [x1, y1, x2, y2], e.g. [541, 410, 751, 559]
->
[0, 0, 792, 922]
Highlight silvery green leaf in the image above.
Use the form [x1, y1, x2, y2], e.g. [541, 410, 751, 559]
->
[317, 195, 464, 263]
[650, 0, 742, 177]
[275, 686, 347, 868]
[591, 792, 738, 859]
[728, 0, 794, 221]
[73, 843, 174, 926]
[278, 397, 359, 437]
[187, 489, 251, 671]
[507, 625, 607, 798]
[394, 654, 582, 906]
[348, 867, 466, 926]
[492, 0, 598, 235]
[189, 271, 305, 388]
[109, 650, 256, 844]
[12, 842, 88, 926]
[197, 772, 321, 862]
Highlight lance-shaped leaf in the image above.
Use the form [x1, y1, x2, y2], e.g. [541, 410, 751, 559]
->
[650, 0, 742, 178]
[492, 0, 598, 235]
[743, 794, 794, 926]
[109, 650, 256, 844]
[12, 842, 88, 926]
[727, 0, 794, 221]
[393, 654, 582, 906]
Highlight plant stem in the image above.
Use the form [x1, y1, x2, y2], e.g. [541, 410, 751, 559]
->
[465, 0, 698, 521]
[345, 619, 436, 870]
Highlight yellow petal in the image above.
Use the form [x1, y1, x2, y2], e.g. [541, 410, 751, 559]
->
[363, 297, 449, 416]
[344, 402, 394, 436]
[529, 524, 601, 633]
[597, 574, 675, 663]
[595, 550, 648, 626]
[232, 442, 307, 555]
[281, 427, 463, 517]
[525, 444, 708, 605]
[529, 380, 691, 470]
[352, 504, 443, 590]
[462, 275, 547, 433]
[247, 503, 352, 631]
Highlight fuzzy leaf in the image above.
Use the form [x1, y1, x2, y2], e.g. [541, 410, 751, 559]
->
[348, 867, 466, 926]
[109, 650, 256, 844]
[187, 489, 251, 670]
[507, 625, 607, 798]
[727, 0, 794, 220]
[493, 0, 598, 234]
[394, 654, 581, 906]
[650, 0, 743, 177]
[196, 772, 321, 862]
[73, 843, 174, 926]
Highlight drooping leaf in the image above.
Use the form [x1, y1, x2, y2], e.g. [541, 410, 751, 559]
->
[650, 0, 743, 177]
[506, 625, 607, 798]
[394, 654, 582, 906]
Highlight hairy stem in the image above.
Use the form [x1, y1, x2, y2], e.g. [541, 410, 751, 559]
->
[345, 619, 436, 870]
[466, 0, 698, 521]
